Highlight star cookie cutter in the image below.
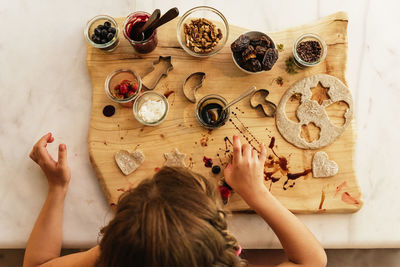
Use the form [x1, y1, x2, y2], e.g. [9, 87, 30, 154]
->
[182, 72, 206, 103]
[250, 89, 277, 117]
[142, 56, 173, 90]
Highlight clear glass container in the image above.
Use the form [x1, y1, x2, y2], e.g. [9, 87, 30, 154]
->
[177, 6, 229, 57]
[195, 94, 230, 129]
[133, 91, 169, 126]
[123, 11, 158, 54]
[104, 69, 142, 107]
[293, 33, 327, 68]
[84, 15, 120, 52]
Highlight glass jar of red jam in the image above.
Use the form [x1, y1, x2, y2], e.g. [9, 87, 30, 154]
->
[123, 11, 158, 54]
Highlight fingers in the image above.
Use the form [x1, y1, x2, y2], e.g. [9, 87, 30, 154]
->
[252, 148, 258, 158]
[58, 144, 67, 166]
[242, 144, 251, 158]
[35, 132, 52, 148]
[259, 143, 267, 162]
[232, 135, 242, 163]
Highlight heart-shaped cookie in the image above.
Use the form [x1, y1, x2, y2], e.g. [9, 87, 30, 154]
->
[250, 89, 277, 117]
[115, 150, 145, 175]
[312, 151, 338, 178]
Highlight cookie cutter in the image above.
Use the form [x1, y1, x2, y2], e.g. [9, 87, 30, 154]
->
[250, 89, 277, 117]
[182, 72, 206, 103]
[142, 56, 173, 90]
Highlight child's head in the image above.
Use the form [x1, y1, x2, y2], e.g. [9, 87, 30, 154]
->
[96, 167, 246, 267]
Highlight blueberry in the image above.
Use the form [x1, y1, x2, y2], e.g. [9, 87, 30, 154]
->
[97, 25, 104, 30]
[212, 165, 221, 174]
[94, 28, 101, 36]
[107, 32, 114, 41]
[93, 37, 101, 44]
[101, 29, 108, 38]
[108, 27, 116, 34]
[91, 33, 96, 40]
[101, 39, 107, 44]
[104, 21, 111, 28]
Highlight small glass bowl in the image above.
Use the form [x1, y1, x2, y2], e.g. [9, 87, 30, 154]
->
[104, 69, 142, 107]
[84, 15, 120, 52]
[133, 91, 169, 126]
[293, 33, 327, 68]
[231, 31, 277, 75]
[177, 6, 229, 58]
[123, 11, 158, 54]
[195, 94, 230, 129]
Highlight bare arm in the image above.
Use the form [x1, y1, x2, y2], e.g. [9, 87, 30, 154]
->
[224, 135, 327, 267]
[23, 133, 97, 267]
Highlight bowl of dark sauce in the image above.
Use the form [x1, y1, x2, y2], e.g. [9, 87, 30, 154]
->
[195, 94, 230, 129]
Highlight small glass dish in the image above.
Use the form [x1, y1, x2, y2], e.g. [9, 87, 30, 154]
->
[84, 15, 120, 52]
[293, 33, 327, 68]
[177, 6, 229, 58]
[231, 31, 277, 75]
[105, 69, 142, 107]
[195, 94, 230, 129]
[123, 11, 158, 54]
[133, 91, 169, 126]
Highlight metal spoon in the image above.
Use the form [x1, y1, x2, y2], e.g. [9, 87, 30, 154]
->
[207, 86, 257, 124]
[143, 7, 179, 38]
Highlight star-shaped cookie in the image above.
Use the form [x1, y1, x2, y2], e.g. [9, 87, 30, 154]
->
[164, 148, 186, 167]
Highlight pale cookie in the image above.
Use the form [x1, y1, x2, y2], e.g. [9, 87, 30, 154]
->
[276, 74, 353, 149]
[115, 150, 145, 175]
[164, 148, 186, 167]
[312, 151, 338, 178]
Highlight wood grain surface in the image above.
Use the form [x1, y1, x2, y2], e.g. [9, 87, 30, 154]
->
[87, 12, 363, 213]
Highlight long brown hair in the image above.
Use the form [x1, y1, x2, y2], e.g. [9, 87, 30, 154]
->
[96, 166, 246, 267]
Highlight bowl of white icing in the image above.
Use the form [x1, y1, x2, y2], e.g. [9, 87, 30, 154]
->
[133, 91, 169, 126]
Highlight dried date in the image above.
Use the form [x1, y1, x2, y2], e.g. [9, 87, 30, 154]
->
[231, 35, 250, 52]
[262, 48, 279, 70]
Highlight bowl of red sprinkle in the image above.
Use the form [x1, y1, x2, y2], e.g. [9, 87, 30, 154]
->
[104, 69, 142, 106]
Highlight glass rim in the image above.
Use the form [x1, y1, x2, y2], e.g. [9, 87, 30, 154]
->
[84, 15, 119, 48]
[123, 11, 157, 44]
[293, 33, 327, 67]
[195, 94, 230, 129]
[176, 6, 229, 58]
[133, 91, 169, 126]
[104, 69, 142, 103]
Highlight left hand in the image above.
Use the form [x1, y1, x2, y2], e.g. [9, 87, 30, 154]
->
[29, 133, 71, 191]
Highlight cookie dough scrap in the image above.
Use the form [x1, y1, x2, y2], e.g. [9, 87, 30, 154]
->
[115, 150, 145, 175]
[164, 148, 186, 167]
[312, 151, 338, 178]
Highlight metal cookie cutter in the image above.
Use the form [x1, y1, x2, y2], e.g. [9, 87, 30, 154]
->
[182, 72, 206, 103]
[250, 89, 277, 117]
[142, 56, 173, 90]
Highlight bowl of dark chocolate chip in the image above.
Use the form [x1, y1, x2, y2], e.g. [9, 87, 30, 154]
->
[293, 33, 327, 68]
[231, 31, 279, 74]
[85, 15, 119, 52]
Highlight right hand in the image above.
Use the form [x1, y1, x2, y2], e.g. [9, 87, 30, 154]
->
[224, 135, 268, 202]
[29, 133, 71, 191]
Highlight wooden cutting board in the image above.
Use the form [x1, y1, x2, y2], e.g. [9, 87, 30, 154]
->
[87, 12, 363, 213]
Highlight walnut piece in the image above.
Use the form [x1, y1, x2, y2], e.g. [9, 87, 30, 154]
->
[183, 18, 223, 54]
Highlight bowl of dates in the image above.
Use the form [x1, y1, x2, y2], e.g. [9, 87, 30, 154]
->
[177, 6, 229, 57]
[231, 31, 279, 74]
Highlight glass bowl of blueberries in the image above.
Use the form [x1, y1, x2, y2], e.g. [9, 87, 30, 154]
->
[85, 15, 119, 52]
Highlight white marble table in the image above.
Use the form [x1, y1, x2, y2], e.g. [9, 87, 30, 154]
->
[1, 0, 399, 249]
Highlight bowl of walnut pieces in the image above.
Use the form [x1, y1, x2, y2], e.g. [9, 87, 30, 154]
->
[177, 6, 229, 57]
